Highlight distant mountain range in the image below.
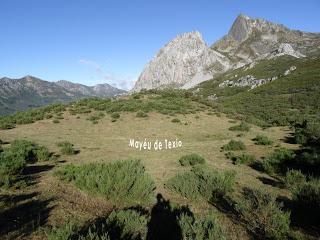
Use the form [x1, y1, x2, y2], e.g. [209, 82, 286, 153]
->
[132, 14, 320, 91]
[0, 75, 126, 115]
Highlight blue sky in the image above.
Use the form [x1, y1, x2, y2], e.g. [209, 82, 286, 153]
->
[0, 0, 319, 90]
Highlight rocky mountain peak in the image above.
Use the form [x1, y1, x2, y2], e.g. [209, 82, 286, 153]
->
[228, 14, 252, 42]
[132, 31, 230, 91]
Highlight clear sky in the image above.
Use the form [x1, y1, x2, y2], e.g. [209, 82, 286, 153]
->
[0, 0, 319, 90]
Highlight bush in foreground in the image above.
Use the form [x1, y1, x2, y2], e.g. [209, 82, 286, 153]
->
[179, 153, 205, 166]
[0, 140, 51, 188]
[57, 141, 76, 155]
[235, 187, 291, 240]
[222, 140, 246, 151]
[253, 134, 273, 145]
[292, 178, 320, 211]
[55, 159, 155, 205]
[166, 166, 236, 201]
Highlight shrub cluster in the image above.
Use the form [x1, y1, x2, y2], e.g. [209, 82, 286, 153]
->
[222, 140, 246, 151]
[260, 148, 295, 175]
[228, 122, 250, 132]
[136, 111, 148, 118]
[166, 166, 236, 201]
[226, 152, 255, 165]
[253, 134, 273, 145]
[0, 140, 51, 188]
[56, 141, 76, 155]
[235, 187, 291, 240]
[55, 159, 155, 204]
[179, 153, 205, 166]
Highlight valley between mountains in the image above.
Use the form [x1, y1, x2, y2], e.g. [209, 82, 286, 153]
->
[0, 14, 320, 240]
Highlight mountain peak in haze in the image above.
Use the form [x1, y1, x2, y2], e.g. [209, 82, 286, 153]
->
[0, 76, 126, 115]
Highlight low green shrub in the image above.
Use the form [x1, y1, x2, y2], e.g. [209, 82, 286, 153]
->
[222, 140, 246, 151]
[55, 159, 155, 204]
[0, 140, 51, 188]
[260, 148, 295, 175]
[166, 166, 236, 201]
[57, 141, 76, 155]
[171, 118, 181, 123]
[253, 135, 273, 145]
[232, 153, 255, 165]
[292, 178, 320, 210]
[53, 119, 60, 123]
[179, 153, 205, 166]
[229, 122, 250, 132]
[283, 170, 306, 191]
[235, 187, 291, 240]
[111, 112, 120, 119]
[136, 111, 148, 118]
[178, 212, 227, 240]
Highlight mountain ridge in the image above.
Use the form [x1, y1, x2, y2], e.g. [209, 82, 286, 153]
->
[132, 14, 320, 91]
[0, 75, 126, 115]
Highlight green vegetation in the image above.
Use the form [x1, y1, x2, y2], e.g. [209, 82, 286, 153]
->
[136, 110, 148, 118]
[0, 140, 51, 188]
[292, 178, 320, 212]
[284, 169, 306, 191]
[228, 122, 250, 132]
[55, 159, 155, 205]
[196, 56, 320, 127]
[171, 118, 181, 123]
[0, 103, 66, 129]
[178, 212, 227, 240]
[235, 188, 291, 240]
[253, 134, 273, 145]
[227, 152, 255, 165]
[57, 141, 76, 155]
[179, 153, 205, 166]
[222, 140, 246, 151]
[166, 166, 236, 201]
[260, 148, 295, 175]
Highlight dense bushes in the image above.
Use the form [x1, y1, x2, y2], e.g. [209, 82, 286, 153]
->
[166, 166, 236, 201]
[179, 154, 205, 166]
[0, 103, 66, 129]
[55, 160, 155, 204]
[0, 140, 51, 188]
[253, 135, 273, 145]
[292, 178, 320, 211]
[178, 212, 227, 240]
[47, 207, 227, 240]
[260, 148, 295, 175]
[235, 188, 291, 240]
[226, 152, 255, 165]
[229, 122, 250, 132]
[57, 141, 76, 155]
[222, 140, 246, 151]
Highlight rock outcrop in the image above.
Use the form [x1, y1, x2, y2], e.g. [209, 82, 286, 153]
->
[132, 31, 230, 91]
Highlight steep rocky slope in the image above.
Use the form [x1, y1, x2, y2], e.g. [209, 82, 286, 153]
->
[133, 14, 320, 91]
[132, 31, 230, 91]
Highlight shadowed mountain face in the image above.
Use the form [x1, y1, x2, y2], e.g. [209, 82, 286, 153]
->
[132, 14, 320, 91]
[0, 76, 126, 115]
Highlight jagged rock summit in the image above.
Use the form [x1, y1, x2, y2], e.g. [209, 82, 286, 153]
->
[132, 31, 230, 91]
[132, 14, 320, 91]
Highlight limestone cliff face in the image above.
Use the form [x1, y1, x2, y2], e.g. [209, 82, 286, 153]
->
[132, 14, 320, 91]
[212, 14, 319, 68]
[132, 31, 230, 91]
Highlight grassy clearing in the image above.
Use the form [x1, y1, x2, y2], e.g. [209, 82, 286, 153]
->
[54, 159, 155, 205]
